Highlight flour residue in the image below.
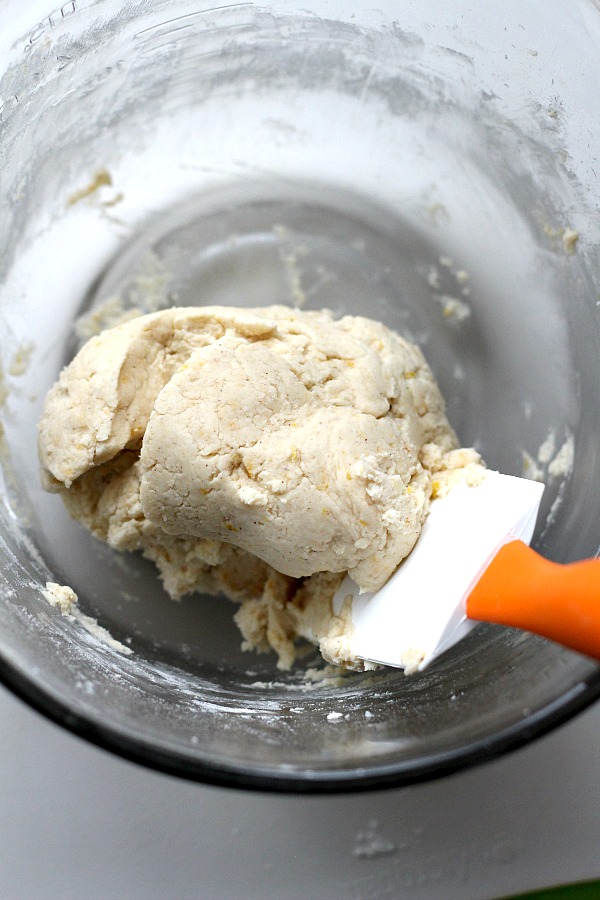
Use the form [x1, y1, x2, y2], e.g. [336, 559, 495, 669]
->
[67, 169, 113, 207]
[353, 820, 397, 859]
[75, 295, 141, 342]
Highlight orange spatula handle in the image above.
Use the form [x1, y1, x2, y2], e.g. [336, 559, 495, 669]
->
[466, 540, 600, 661]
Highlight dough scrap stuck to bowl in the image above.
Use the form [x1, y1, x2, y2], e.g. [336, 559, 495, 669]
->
[38, 305, 484, 670]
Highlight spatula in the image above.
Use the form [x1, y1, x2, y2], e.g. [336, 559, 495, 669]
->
[332, 471, 600, 672]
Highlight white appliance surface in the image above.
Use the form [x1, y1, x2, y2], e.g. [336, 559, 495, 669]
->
[1, 681, 599, 900]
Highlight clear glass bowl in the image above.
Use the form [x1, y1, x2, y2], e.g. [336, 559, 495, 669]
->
[0, 0, 599, 791]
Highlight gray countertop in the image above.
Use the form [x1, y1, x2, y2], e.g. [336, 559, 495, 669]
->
[1, 681, 599, 900]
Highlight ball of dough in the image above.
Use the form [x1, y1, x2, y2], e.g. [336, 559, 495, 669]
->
[39, 305, 464, 593]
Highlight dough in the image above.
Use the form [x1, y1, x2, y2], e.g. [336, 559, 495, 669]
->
[39, 305, 484, 670]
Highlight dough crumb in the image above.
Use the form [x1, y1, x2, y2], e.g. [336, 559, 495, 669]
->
[8, 342, 35, 377]
[542, 222, 580, 255]
[562, 228, 579, 255]
[43, 581, 78, 615]
[436, 294, 471, 321]
[548, 435, 574, 480]
[521, 428, 574, 484]
[401, 647, 426, 675]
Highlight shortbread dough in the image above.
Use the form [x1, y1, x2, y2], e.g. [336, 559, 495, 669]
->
[39, 305, 484, 669]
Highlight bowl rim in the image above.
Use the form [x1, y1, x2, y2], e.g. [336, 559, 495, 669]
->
[1, 651, 599, 792]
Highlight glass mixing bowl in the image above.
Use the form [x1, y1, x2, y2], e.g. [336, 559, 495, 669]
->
[0, 0, 599, 791]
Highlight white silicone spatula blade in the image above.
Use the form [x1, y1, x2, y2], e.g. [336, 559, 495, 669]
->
[333, 472, 545, 672]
